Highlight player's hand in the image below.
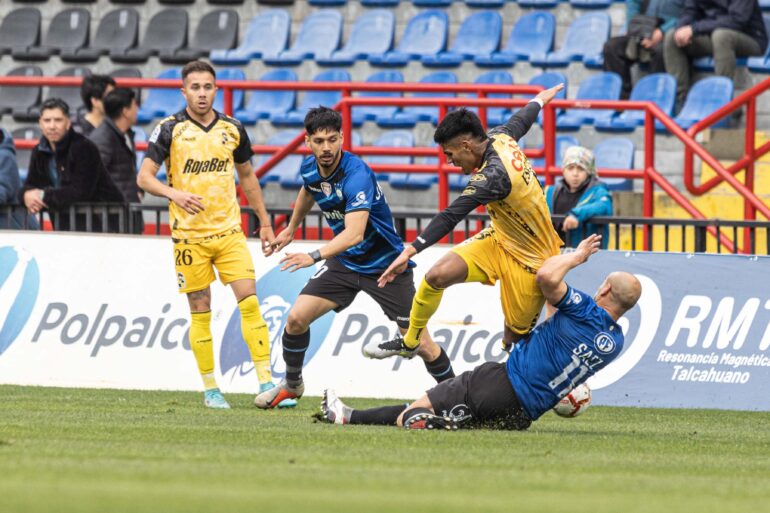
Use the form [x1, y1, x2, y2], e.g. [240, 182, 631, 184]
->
[170, 190, 205, 215]
[23, 189, 46, 214]
[574, 234, 602, 263]
[562, 215, 579, 231]
[377, 249, 411, 288]
[535, 83, 564, 106]
[258, 226, 276, 257]
[280, 252, 314, 272]
[270, 228, 294, 254]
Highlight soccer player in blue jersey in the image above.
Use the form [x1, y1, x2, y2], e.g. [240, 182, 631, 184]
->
[319, 234, 641, 429]
[254, 107, 455, 409]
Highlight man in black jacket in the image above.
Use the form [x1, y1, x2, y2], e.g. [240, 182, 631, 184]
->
[90, 88, 144, 234]
[20, 98, 125, 232]
[664, 0, 768, 105]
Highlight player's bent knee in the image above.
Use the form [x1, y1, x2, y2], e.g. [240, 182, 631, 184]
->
[285, 311, 309, 335]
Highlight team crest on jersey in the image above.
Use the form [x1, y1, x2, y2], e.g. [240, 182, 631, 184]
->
[594, 332, 616, 354]
[462, 186, 477, 196]
[336, 188, 343, 200]
[469, 173, 487, 183]
[321, 182, 332, 196]
[221, 131, 228, 145]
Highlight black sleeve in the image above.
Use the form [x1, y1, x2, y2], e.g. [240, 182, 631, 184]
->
[145, 121, 172, 165]
[19, 150, 50, 202]
[411, 195, 481, 253]
[233, 122, 254, 164]
[43, 139, 103, 209]
[488, 101, 541, 142]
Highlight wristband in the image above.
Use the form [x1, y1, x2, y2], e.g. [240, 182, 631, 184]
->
[309, 249, 323, 263]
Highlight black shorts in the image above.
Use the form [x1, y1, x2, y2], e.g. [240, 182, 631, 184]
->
[300, 256, 415, 328]
[426, 361, 532, 430]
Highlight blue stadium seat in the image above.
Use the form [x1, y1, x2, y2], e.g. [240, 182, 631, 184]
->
[317, 10, 395, 66]
[369, 10, 448, 67]
[212, 68, 245, 113]
[595, 73, 675, 132]
[531, 134, 579, 169]
[309, 0, 347, 5]
[372, 131, 434, 190]
[210, 10, 290, 65]
[264, 10, 342, 65]
[254, 131, 304, 188]
[472, 71, 514, 127]
[569, 0, 611, 8]
[235, 69, 296, 125]
[377, 71, 457, 128]
[557, 72, 621, 130]
[465, 0, 505, 7]
[475, 11, 554, 67]
[412, 0, 452, 6]
[531, 13, 610, 68]
[762, 0, 770, 10]
[528, 71, 567, 124]
[594, 137, 634, 191]
[271, 69, 350, 126]
[137, 68, 185, 124]
[672, 76, 733, 130]
[362, 0, 400, 6]
[517, 0, 560, 8]
[422, 11, 501, 67]
[352, 70, 404, 126]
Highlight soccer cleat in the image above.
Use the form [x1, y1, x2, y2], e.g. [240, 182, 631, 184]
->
[254, 379, 304, 409]
[258, 382, 297, 409]
[320, 389, 349, 425]
[403, 409, 458, 431]
[203, 388, 231, 409]
[362, 336, 418, 360]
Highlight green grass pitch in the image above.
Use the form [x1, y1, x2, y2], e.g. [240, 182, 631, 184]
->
[1, 385, 769, 513]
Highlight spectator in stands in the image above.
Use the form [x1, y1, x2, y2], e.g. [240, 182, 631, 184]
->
[72, 75, 116, 137]
[604, 0, 684, 99]
[20, 98, 125, 232]
[545, 146, 612, 249]
[664, 0, 768, 106]
[0, 129, 38, 230]
[90, 88, 143, 234]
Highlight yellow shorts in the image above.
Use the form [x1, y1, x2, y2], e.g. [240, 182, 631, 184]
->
[451, 228, 544, 335]
[173, 230, 255, 294]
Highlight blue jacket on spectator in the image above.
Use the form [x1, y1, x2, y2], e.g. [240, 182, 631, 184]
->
[628, 0, 684, 33]
[678, 0, 768, 53]
[0, 129, 38, 230]
[545, 178, 613, 249]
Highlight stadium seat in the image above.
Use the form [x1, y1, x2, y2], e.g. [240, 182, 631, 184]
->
[317, 10, 395, 66]
[160, 9, 238, 64]
[209, 0, 245, 4]
[531, 134, 579, 170]
[271, 69, 350, 126]
[61, 8, 139, 63]
[530, 12, 610, 68]
[257, 0, 295, 4]
[212, 68, 245, 114]
[672, 76, 733, 130]
[377, 71, 457, 128]
[528, 71, 567, 124]
[352, 71, 404, 126]
[257, 131, 304, 188]
[413, 0, 452, 6]
[421, 11, 501, 67]
[465, 0, 505, 7]
[0, 8, 41, 56]
[370, 131, 428, 189]
[12, 126, 42, 182]
[557, 72, 621, 130]
[264, 10, 343, 65]
[235, 69, 297, 124]
[595, 73, 675, 132]
[517, 0, 560, 8]
[475, 11, 554, 67]
[109, 66, 143, 102]
[309, 0, 347, 5]
[136, 68, 186, 124]
[110, 9, 187, 64]
[369, 10, 448, 67]
[159, 0, 195, 4]
[109, 0, 147, 3]
[569, 0, 611, 8]
[362, 0, 400, 5]
[0, 66, 42, 122]
[594, 137, 634, 191]
[210, 10, 290, 65]
[472, 71, 514, 127]
[762, 0, 770, 9]
[50, 67, 91, 114]
[12, 8, 90, 61]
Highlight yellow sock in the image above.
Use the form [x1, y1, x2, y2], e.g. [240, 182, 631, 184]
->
[190, 311, 216, 389]
[404, 278, 444, 349]
[238, 295, 272, 385]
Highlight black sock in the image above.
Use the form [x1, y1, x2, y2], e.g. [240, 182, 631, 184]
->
[424, 347, 455, 383]
[349, 404, 407, 426]
[282, 330, 309, 388]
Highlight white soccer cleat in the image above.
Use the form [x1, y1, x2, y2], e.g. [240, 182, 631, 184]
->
[362, 336, 418, 360]
[321, 389, 349, 425]
[254, 379, 304, 409]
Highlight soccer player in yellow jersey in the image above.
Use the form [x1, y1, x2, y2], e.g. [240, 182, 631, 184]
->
[137, 61, 293, 409]
[372, 84, 565, 358]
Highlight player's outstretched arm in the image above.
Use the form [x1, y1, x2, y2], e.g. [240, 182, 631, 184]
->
[236, 161, 275, 256]
[272, 188, 316, 253]
[137, 157, 204, 215]
[536, 234, 601, 305]
[499, 84, 564, 141]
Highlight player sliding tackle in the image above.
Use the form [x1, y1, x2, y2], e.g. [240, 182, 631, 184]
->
[368, 84, 566, 360]
[320, 234, 642, 430]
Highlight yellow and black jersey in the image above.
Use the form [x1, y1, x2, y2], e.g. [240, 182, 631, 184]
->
[146, 109, 253, 242]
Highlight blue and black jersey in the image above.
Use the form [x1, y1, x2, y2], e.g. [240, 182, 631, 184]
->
[300, 152, 409, 275]
[506, 285, 625, 420]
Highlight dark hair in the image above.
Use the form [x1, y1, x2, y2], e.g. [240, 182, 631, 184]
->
[40, 97, 70, 117]
[182, 61, 217, 82]
[304, 106, 342, 136]
[433, 108, 487, 145]
[103, 88, 137, 120]
[80, 75, 116, 112]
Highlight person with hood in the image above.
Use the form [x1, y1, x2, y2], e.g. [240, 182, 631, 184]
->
[545, 146, 612, 249]
[0, 128, 39, 230]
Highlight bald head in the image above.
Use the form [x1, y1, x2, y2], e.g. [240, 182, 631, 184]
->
[606, 272, 642, 315]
